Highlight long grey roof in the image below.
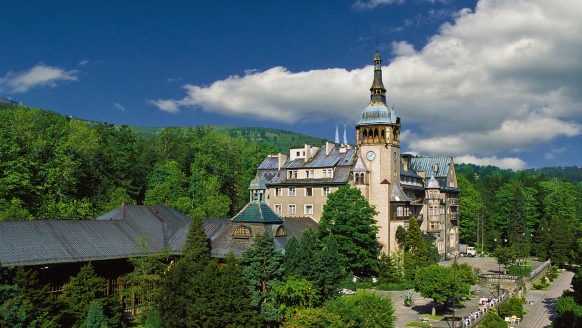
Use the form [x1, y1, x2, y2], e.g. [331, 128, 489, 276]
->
[0, 205, 317, 267]
[0, 206, 191, 267]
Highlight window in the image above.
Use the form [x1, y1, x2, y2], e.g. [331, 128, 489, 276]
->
[276, 226, 287, 237]
[274, 204, 282, 214]
[397, 206, 403, 217]
[305, 205, 313, 215]
[305, 187, 313, 196]
[305, 169, 314, 178]
[355, 173, 365, 185]
[288, 170, 298, 179]
[289, 187, 296, 196]
[233, 225, 251, 238]
[288, 205, 296, 214]
[323, 169, 333, 178]
[275, 188, 282, 196]
[322, 187, 330, 196]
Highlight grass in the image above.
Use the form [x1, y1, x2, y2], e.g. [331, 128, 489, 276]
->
[406, 322, 432, 327]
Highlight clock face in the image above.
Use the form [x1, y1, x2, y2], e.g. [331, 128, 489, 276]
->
[366, 151, 376, 161]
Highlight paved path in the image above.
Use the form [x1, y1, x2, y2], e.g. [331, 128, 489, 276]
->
[519, 270, 574, 328]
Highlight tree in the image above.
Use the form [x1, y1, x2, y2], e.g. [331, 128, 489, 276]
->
[272, 276, 318, 315]
[59, 263, 121, 328]
[425, 238, 441, 265]
[85, 301, 108, 328]
[311, 234, 344, 302]
[318, 185, 379, 276]
[457, 174, 480, 243]
[549, 216, 573, 267]
[242, 231, 284, 324]
[494, 246, 513, 274]
[480, 308, 509, 328]
[323, 290, 396, 327]
[403, 217, 428, 279]
[533, 216, 551, 260]
[124, 236, 170, 323]
[395, 225, 407, 247]
[498, 297, 524, 319]
[414, 264, 470, 316]
[378, 252, 403, 284]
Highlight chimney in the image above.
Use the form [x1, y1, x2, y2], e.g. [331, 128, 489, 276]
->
[278, 153, 287, 170]
[325, 141, 334, 156]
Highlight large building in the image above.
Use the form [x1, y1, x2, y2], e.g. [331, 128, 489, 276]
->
[257, 51, 460, 256]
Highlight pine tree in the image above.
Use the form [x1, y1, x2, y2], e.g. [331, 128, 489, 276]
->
[533, 216, 551, 260]
[182, 217, 210, 261]
[317, 185, 379, 276]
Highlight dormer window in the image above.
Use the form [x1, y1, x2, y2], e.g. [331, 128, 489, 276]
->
[275, 226, 287, 237]
[233, 225, 252, 238]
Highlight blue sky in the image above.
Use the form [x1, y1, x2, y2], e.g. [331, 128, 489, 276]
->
[2, 0, 581, 170]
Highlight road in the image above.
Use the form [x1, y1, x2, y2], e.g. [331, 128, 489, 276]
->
[383, 257, 574, 327]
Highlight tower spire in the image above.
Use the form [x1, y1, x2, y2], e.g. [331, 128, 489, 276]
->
[335, 118, 339, 144]
[370, 51, 387, 106]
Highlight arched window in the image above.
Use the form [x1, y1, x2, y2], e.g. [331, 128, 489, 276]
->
[233, 225, 252, 238]
[275, 226, 287, 237]
[355, 173, 365, 185]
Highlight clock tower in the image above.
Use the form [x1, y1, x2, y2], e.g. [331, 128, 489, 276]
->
[355, 51, 401, 254]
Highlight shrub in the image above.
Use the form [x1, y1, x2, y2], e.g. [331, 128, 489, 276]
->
[498, 297, 524, 319]
[532, 280, 550, 290]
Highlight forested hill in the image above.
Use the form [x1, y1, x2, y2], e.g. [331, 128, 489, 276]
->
[132, 125, 329, 154]
[455, 163, 582, 185]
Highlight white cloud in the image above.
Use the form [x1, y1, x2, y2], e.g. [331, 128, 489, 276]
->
[78, 60, 89, 66]
[454, 155, 527, 170]
[0, 64, 79, 93]
[113, 103, 125, 112]
[154, 0, 582, 165]
[352, 0, 404, 11]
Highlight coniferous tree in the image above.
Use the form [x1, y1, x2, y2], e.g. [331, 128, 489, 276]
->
[85, 300, 108, 328]
[318, 185, 379, 276]
[283, 235, 300, 276]
[403, 217, 428, 279]
[242, 231, 284, 324]
[311, 234, 344, 302]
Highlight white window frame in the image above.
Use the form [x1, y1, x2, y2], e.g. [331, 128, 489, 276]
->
[305, 187, 313, 196]
[275, 188, 282, 197]
[274, 204, 282, 214]
[289, 187, 296, 196]
[322, 186, 330, 196]
[288, 204, 296, 215]
[304, 204, 313, 215]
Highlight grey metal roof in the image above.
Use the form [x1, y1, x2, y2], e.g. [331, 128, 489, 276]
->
[0, 206, 193, 267]
[258, 157, 279, 170]
[258, 145, 357, 186]
[357, 104, 397, 126]
[352, 156, 369, 172]
[409, 156, 452, 178]
[391, 183, 410, 202]
[209, 217, 318, 258]
[427, 176, 440, 188]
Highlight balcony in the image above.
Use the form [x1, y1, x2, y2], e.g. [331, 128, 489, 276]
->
[449, 198, 459, 205]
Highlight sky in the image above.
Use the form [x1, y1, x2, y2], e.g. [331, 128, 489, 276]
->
[1, 0, 581, 170]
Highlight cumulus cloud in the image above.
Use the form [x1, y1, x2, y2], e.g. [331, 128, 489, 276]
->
[0, 64, 79, 93]
[153, 0, 582, 167]
[454, 155, 527, 170]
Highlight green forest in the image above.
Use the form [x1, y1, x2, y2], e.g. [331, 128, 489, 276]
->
[1, 104, 582, 327]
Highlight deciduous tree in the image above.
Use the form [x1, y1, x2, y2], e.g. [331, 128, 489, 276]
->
[318, 185, 379, 276]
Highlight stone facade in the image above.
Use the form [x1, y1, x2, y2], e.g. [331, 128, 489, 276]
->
[257, 51, 459, 256]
